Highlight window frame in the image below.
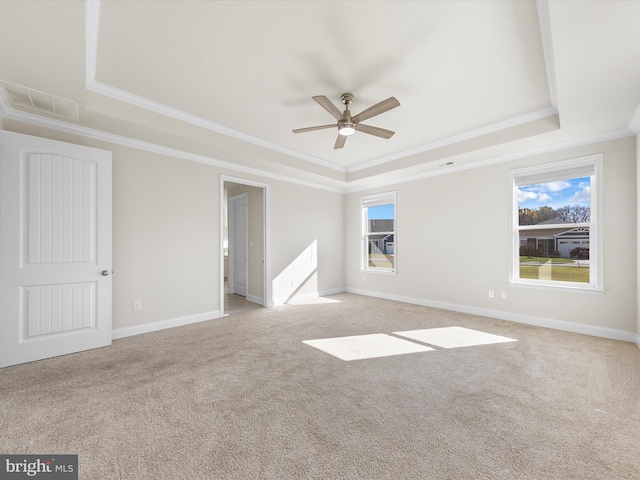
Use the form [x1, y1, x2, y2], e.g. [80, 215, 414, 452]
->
[508, 155, 603, 294]
[361, 191, 397, 274]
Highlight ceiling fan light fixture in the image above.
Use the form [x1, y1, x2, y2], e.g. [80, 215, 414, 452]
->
[338, 124, 356, 136]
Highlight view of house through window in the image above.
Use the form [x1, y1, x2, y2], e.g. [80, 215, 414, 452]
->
[361, 192, 395, 272]
[511, 157, 600, 289]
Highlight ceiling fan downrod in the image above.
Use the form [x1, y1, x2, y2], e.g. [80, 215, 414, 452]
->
[339, 93, 356, 136]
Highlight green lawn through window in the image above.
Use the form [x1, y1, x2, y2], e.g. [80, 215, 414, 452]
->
[519, 264, 589, 283]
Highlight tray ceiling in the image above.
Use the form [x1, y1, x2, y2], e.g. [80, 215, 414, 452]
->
[0, 1, 639, 191]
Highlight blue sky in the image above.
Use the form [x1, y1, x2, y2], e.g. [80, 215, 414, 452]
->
[518, 176, 591, 210]
[368, 204, 394, 220]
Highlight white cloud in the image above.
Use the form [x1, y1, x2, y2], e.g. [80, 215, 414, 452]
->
[517, 188, 551, 204]
[541, 180, 572, 193]
[517, 189, 538, 202]
[568, 186, 591, 204]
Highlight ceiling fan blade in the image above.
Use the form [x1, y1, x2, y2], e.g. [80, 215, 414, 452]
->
[313, 95, 345, 121]
[292, 124, 336, 134]
[334, 134, 347, 149]
[351, 96, 400, 124]
[355, 123, 395, 139]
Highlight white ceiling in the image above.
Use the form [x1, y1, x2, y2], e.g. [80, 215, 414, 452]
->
[0, 0, 639, 192]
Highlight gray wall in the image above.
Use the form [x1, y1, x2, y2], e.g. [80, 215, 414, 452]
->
[346, 137, 637, 337]
[2, 119, 345, 333]
[2, 117, 637, 342]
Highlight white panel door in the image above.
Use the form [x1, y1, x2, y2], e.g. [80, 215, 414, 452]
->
[229, 193, 247, 297]
[0, 131, 112, 368]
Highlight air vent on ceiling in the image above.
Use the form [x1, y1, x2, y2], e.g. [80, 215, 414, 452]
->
[0, 80, 78, 121]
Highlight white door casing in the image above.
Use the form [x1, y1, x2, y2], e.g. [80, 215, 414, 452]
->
[229, 193, 247, 297]
[0, 131, 112, 368]
[220, 176, 270, 316]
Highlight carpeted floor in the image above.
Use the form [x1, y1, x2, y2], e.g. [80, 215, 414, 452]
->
[224, 281, 262, 315]
[1, 293, 639, 479]
[225, 292, 261, 315]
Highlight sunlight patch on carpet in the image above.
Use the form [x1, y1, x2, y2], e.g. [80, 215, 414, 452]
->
[394, 326, 517, 349]
[303, 333, 433, 361]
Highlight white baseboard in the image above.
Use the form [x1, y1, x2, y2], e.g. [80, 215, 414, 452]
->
[346, 287, 637, 344]
[112, 310, 221, 340]
[246, 294, 264, 305]
[110, 292, 640, 349]
[319, 287, 346, 297]
[274, 287, 346, 307]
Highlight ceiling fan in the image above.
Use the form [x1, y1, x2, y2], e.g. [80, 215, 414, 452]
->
[293, 93, 400, 149]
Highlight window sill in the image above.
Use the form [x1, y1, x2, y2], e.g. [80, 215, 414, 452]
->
[510, 280, 604, 295]
[361, 268, 396, 275]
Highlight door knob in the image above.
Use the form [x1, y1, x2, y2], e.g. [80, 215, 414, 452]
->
[101, 270, 110, 276]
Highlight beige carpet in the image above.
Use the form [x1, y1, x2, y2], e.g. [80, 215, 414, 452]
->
[1, 293, 639, 479]
[225, 292, 261, 315]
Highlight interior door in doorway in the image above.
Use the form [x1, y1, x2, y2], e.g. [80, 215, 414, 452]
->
[229, 193, 247, 297]
[0, 130, 112, 368]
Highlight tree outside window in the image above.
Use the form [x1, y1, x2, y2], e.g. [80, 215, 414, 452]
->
[510, 156, 602, 291]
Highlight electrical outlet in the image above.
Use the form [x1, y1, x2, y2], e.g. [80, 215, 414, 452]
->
[133, 301, 142, 311]
[501, 292, 507, 300]
[488, 291, 494, 298]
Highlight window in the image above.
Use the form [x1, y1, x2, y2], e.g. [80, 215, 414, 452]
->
[361, 191, 396, 273]
[509, 155, 602, 292]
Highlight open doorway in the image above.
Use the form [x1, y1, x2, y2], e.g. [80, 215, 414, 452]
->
[221, 176, 269, 316]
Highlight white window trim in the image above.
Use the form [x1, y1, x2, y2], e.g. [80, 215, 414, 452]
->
[508, 154, 604, 294]
[361, 191, 396, 274]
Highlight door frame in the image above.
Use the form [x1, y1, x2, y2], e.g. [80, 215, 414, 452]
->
[220, 175, 269, 316]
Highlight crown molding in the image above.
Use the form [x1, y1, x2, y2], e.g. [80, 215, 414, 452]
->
[85, 0, 101, 86]
[84, 1, 346, 175]
[2, 1, 631, 197]
[86, 79, 349, 174]
[2, 89, 634, 197]
[344, 128, 634, 194]
[537, 0, 558, 108]
[348, 106, 558, 173]
[349, 0, 561, 177]
[627, 102, 640, 134]
[0, 92, 345, 194]
[84, 0, 563, 178]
